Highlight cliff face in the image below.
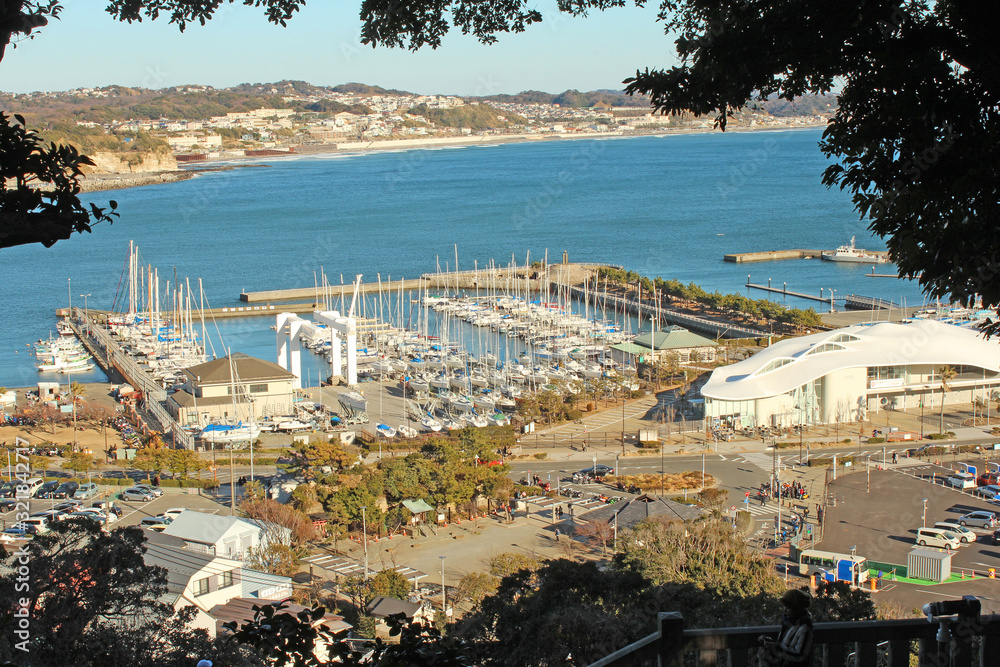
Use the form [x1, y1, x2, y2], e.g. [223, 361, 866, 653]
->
[84, 149, 178, 174]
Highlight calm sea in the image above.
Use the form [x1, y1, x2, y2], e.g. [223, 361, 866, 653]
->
[0, 129, 925, 388]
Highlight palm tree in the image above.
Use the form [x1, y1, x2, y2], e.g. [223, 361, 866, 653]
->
[938, 366, 957, 434]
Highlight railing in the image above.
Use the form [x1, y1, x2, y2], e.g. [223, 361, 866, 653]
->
[589, 611, 1000, 667]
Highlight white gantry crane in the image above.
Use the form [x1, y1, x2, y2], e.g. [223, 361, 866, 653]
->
[276, 274, 362, 388]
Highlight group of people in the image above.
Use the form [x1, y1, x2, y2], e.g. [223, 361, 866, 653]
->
[756, 480, 809, 506]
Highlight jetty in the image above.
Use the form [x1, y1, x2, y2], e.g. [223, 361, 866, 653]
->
[724, 249, 823, 263]
[64, 308, 195, 449]
[745, 283, 837, 304]
[843, 294, 897, 310]
[239, 262, 612, 303]
[567, 285, 768, 339]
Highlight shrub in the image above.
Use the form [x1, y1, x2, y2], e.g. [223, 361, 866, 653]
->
[533, 453, 547, 460]
[842, 438, 853, 444]
[867, 437, 885, 444]
[565, 409, 583, 421]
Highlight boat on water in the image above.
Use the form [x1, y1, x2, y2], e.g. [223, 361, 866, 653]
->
[198, 421, 262, 443]
[37, 352, 94, 372]
[821, 237, 889, 263]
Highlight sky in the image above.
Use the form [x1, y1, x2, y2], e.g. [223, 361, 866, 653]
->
[0, 2, 677, 96]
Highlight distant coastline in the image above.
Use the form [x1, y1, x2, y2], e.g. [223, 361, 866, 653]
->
[81, 121, 828, 190]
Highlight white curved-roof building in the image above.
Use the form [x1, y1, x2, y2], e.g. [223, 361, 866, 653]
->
[703, 319, 1000, 427]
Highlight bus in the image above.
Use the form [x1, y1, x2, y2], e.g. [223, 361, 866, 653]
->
[798, 549, 869, 584]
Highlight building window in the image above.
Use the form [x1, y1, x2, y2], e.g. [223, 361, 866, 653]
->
[194, 577, 210, 596]
[249, 383, 268, 393]
[219, 570, 234, 589]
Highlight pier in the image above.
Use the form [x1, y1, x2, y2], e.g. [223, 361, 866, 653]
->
[745, 282, 837, 304]
[65, 308, 195, 449]
[238, 262, 612, 303]
[723, 249, 823, 263]
[843, 294, 897, 310]
[567, 285, 768, 339]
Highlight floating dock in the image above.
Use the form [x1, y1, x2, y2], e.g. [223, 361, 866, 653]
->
[724, 249, 823, 263]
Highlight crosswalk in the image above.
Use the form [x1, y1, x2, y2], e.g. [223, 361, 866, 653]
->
[738, 452, 797, 471]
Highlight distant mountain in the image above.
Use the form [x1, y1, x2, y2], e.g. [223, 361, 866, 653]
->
[478, 89, 649, 108]
[759, 93, 838, 117]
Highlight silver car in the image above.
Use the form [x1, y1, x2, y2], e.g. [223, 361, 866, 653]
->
[121, 487, 155, 502]
[959, 511, 997, 528]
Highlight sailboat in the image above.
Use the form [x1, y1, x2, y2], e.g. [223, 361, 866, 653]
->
[198, 421, 262, 444]
[376, 423, 397, 438]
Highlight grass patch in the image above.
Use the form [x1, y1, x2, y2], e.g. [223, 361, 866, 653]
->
[606, 471, 714, 492]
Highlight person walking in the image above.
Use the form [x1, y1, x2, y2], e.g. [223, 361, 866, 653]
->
[554, 528, 561, 542]
[759, 589, 814, 666]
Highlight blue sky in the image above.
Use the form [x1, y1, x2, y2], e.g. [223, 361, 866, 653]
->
[1, 2, 677, 95]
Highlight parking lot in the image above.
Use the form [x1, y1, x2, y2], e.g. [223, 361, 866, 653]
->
[0, 487, 230, 533]
[821, 467, 1000, 610]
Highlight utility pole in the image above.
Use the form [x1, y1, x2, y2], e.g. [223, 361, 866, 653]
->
[361, 505, 369, 579]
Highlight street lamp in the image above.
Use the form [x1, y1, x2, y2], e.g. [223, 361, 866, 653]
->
[439, 555, 447, 615]
[921, 498, 927, 527]
[360, 506, 368, 579]
[79, 294, 91, 332]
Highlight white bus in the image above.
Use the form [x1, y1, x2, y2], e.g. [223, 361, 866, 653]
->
[798, 549, 869, 584]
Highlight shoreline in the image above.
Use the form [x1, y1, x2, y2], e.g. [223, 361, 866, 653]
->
[81, 121, 828, 189]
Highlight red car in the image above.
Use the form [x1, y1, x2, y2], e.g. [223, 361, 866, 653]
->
[977, 471, 1000, 487]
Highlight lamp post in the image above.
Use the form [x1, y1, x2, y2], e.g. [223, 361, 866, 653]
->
[921, 498, 927, 527]
[79, 294, 91, 333]
[360, 506, 368, 579]
[439, 555, 447, 616]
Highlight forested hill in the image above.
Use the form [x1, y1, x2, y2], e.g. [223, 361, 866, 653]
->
[478, 89, 649, 108]
[408, 103, 527, 130]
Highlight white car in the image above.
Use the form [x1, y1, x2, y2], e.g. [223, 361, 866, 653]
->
[946, 472, 976, 489]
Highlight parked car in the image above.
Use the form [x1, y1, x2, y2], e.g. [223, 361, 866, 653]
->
[51, 482, 79, 499]
[916, 527, 961, 549]
[0, 499, 16, 512]
[160, 508, 188, 520]
[31, 509, 67, 523]
[92, 500, 123, 518]
[0, 483, 17, 498]
[977, 471, 1000, 487]
[35, 481, 60, 499]
[0, 528, 30, 543]
[53, 501, 83, 513]
[144, 523, 169, 533]
[72, 483, 99, 500]
[933, 521, 976, 543]
[133, 484, 163, 498]
[68, 509, 113, 525]
[23, 478, 44, 497]
[959, 511, 997, 528]
[140, 516, 172, 528]
[121, 487, 155, 502]
[975, 484, 1000, 501]
[18, 517, 50, 534]
[992, 528, 1000, 546]
[578, 464, 614, 476]
[945, 472, 977, 489]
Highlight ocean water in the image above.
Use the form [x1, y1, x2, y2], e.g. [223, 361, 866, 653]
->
[0, 129, 924, 388]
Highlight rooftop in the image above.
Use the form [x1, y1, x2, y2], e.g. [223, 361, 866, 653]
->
[702, 319, 1000, 402]
[183, 352, 295, 386]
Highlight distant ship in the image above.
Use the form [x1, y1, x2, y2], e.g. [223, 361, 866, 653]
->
[821, 237, 888, 263]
